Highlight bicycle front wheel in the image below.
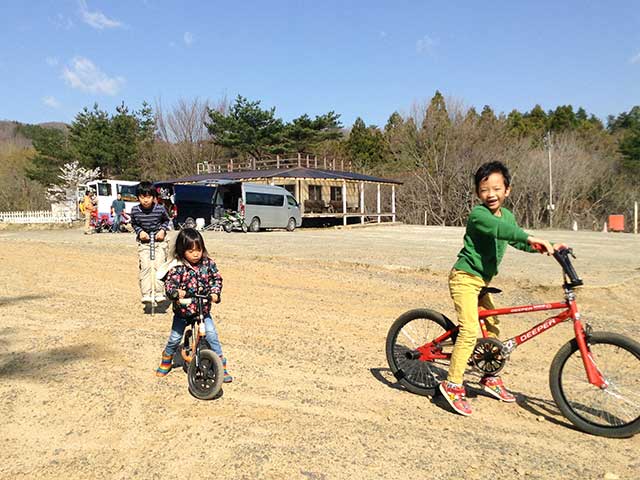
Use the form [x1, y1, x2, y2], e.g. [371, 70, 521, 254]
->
[188, 349, 223, 400]
[549, 332, 640, 438]
[385, 309, 457, 396]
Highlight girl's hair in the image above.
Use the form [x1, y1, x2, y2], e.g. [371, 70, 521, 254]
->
[474, 161, 511, 193]
[174, 228, 208, 261]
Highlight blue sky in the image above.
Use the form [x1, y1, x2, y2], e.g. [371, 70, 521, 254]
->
[0, 0, 639, 128]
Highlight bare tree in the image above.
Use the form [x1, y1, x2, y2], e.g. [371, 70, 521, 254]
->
[154, 96, 229, 177]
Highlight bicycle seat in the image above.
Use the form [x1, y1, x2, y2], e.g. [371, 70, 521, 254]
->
[479, 287, 502, 298]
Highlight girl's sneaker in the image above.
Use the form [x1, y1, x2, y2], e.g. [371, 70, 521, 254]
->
[480, 375, 516, 402]
[439, 381, 472, 416]
[220, 356, 233, 383]
[156, 351, 173, 377]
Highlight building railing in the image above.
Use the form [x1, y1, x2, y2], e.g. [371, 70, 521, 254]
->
[197, 154, 352, 175]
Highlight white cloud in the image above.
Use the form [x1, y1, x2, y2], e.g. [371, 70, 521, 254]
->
[416, 35, 438, 55]
[52, 13, 74, 30]
[62, 56, 125, 95]
[184, 31, 194, 46]
[631, 52, 640, 64]
[78, 0, 123, 30]
[46, 56, 59, 67]
[43, 96, 61, 108]
[380, 31, 388, 38]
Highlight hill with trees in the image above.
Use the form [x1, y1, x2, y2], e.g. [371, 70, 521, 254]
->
[1, 93, 637, 230]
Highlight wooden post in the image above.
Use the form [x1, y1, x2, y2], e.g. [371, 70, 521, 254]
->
[360, 181, 365, 224]
[314, 155, 318, 168]
[376, 184, 381, 223]
[306, 155, 310, 168]
[342, 180, 347, 226]
[332, 158, 336, 170]
[297, 180, 302, 213]
[391, 185, 396, 223]
[635, 201, 638, 234]
[276, 154, 280, 169]
[341, 159, 344, 171]
[424, 211, 427, 226]
[230, 159, 234, 172]
[297, 152, 301, 167]
[323, 156, 327, 169]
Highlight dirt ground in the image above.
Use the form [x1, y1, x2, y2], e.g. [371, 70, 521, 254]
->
[1, 224, 639, 479]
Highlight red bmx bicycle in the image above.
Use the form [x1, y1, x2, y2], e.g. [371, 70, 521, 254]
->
[385, 248, 640, 438]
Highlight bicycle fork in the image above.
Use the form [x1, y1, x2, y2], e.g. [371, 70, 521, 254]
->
[574, 319, 608, 389]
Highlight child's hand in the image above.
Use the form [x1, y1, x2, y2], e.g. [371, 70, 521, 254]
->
[211, 293, 220, 303]
[156, 230, 166, 241]
[139, 231, 150, 241]
[528, 236, 554, 255]
[177, 289, 187, 299]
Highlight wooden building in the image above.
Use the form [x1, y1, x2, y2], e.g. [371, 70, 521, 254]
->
[160, 163, 402, 225]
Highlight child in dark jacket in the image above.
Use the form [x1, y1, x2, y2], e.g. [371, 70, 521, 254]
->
[155, 228, 232, 382]
[130, 181, 171, 304]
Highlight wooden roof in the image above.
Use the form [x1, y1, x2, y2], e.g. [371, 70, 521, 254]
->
[159, 167, 402, 186]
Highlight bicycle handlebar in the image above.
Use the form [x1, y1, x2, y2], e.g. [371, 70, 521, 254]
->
[553, 247, 583, 288]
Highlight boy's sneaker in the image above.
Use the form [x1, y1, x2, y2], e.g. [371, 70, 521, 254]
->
[141, 295, 153, 303]
[154, 294, 166, 303]
[480, 375, 516, 402]
[439, 381, 472, 416]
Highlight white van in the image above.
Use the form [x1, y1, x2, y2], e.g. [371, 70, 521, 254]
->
[212, 182, 302, 231]
[84, 179, 140, 215]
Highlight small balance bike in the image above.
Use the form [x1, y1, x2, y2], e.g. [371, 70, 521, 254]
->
[172, 293, 224, 400]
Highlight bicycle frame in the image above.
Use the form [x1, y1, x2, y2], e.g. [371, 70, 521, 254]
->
[180, 296, 208, 365]
[421, 287, 607, 389]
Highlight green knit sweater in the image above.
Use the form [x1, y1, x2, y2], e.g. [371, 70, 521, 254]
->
[453, 204, 535, 281]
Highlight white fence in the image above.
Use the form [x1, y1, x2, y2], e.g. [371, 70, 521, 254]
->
[0, 210, 75, 224]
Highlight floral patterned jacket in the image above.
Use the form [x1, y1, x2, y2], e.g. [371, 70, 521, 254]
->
[163, 257, 222, 318]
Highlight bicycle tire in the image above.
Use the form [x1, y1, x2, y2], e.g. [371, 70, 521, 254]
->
[385, 308, 457, 396]
[188, 349, 223, 400]
[549, 331, 640, 438]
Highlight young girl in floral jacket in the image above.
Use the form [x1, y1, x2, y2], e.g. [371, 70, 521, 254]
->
[155, 228, 232, 382]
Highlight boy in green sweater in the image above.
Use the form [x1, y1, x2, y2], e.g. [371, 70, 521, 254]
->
[440, 161, 558, 416]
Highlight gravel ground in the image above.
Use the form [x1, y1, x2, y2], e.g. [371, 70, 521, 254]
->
[0, 224, 638, 479]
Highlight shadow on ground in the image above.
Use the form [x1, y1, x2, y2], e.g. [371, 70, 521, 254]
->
[0, 343, 100, 379]
[0, 294, 48, 307]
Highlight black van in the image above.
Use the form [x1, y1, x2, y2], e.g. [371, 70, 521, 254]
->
[172, 184, 218, 228]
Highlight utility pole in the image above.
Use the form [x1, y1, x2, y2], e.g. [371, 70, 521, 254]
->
[543, 131, 554, 228]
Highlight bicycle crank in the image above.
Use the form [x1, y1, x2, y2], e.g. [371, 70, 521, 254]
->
[469, 337, 507, 375]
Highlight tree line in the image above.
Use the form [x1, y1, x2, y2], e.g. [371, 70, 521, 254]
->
[1, 92, 638, 230]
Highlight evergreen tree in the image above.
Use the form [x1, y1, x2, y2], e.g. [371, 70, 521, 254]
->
[346, 117, 387, 172]
[282, 111, 342, 153]
[24, 125, 73, 185]
[549, 105, 578, 132]
[206, 95, 284, 161]
[607, 106, 640, 133]
[506, 109, 527, 138]
[523, 104, 548, 136]
[69, 103, 113, 174]
[619, 126, 640, 175]
[384, 111, 404, 134]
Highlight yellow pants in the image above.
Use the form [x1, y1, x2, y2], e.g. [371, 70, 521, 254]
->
[447, 269, 500, 384]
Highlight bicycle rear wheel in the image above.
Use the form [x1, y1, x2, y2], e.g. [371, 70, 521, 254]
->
[385, 309, 457, 396]
[188, 349, 223, 400]
[549, 332, 640, 438]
